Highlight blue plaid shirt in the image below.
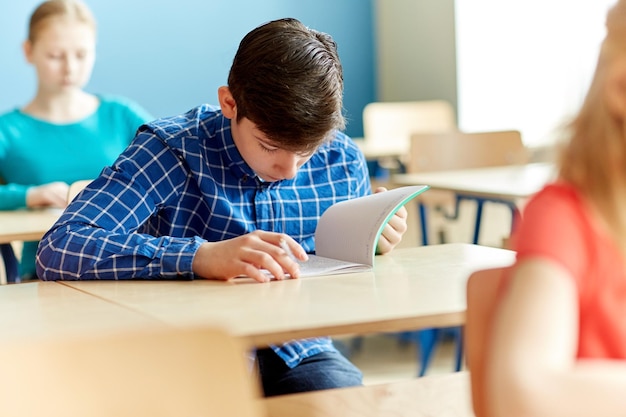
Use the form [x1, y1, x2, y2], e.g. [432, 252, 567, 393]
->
[37, 104, 371, 367]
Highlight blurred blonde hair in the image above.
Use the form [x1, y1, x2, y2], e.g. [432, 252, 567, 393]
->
[560, 0, 626, 250]
[28, 0, 96, 43]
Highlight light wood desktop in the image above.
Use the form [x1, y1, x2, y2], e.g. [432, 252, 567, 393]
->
[0, 281, 162, 343]
[0, 208, 61, 244]
[393, 162, 555, 245]
[264, 371, 472, 417]
[393, 162, 555, 201]
[0, 282, 474, 417]
[0, 208, 62, 284]
[59, 243, 515, 348]
[0, 245, 504, 417]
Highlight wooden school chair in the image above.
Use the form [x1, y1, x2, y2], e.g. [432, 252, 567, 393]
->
[264, 371, 474, 417]
[408, 129, 529, 246]
[465, 266, 510, 417]
[397, 130, 525, 377]
[67, 179, 94, 203]
[361, 100, 457, 176]
[350, 101, 457, 372]
[0, 325, 266, 417]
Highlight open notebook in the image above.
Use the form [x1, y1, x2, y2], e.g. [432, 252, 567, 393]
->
[291, 185, 429, 277]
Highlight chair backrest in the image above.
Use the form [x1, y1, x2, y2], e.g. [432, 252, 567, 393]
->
[67, 179, 94, 203]
[0, 325, 265, 417]
[362, 100, 457, 149]
[465, 267, 510, 417]
[408, 130, 528, 173]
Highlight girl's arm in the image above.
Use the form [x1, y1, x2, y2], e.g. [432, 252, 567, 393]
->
[486, 258, 626, 417]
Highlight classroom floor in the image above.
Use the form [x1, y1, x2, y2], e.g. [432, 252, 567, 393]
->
[334, 332, 461, 385]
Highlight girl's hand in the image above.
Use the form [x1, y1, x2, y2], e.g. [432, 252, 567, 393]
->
[26, 182, 69, 208]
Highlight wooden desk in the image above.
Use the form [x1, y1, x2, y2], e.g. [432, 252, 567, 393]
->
[0, 208, 61, 244]
[60, 243, 515, 348]
[0, 208, 62, 283]
[393, 162, 555, 201]
[0, 282, 162, 343]
[0, 282, 475, 416]
[393, 163, 556, 244]
[265, 371, 472, 417]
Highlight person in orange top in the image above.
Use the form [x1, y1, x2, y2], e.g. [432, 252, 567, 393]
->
[483, 1, 626, 416]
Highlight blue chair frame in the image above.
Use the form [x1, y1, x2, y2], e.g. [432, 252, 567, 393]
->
[419, 194, 519, 246]
[412, 194, 519, 375]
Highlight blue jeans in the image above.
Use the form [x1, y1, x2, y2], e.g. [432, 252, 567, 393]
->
[256, 348, 363, 397]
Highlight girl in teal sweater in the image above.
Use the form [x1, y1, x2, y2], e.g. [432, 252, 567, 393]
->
[0, 0, 152, 279]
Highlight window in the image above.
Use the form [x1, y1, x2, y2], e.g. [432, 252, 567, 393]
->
[455, 1, 615, 146]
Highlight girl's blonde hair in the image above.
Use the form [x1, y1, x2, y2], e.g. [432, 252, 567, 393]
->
[559, 0, 626, 250]
[28, 0, 96, 43]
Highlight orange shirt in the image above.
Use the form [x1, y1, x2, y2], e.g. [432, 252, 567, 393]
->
[512, 182, 626, 359]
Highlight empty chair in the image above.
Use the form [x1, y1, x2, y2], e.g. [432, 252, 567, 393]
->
[465, 267, 509, 417]
[410, 128, 529, 240]
[0, 325, 265, 417]
[408, 129, 528, 173]
[359, 100, 457, 174]
[401, 130, 526, 377]
[408, 129, 529, 245]
[67, 179, 94, 203]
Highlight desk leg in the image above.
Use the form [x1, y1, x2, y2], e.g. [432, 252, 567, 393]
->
[418, 202, 429, 246]
[472, 200, 485, 244]
[0, 243, 19, 284]
[456, 195, 520, 246]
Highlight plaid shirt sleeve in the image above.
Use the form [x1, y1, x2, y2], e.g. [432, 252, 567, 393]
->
[36, 127, 207, 280]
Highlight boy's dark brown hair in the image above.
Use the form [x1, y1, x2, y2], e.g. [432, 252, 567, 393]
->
[227, 18, 345, 152]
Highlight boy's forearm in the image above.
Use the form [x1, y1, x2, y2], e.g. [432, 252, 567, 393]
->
[37, 225, 203, 280]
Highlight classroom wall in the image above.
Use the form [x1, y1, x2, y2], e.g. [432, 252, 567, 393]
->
[374, 0, 612, 148]
[0, 0, 376, 138]
[374, 0, 457, 115]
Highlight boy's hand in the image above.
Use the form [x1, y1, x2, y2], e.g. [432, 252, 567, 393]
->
[192, 231, 308, 283]
[375, 186, 408, 254]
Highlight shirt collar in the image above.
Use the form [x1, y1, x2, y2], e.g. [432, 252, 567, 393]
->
[217, 116, 257, 182]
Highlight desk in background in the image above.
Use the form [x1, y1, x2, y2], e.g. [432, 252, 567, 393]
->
[0, 209, 62, 284]
[355, 139, 409, 180]
[393, 163, 556, 245]
[355, 139, 408, 161]
[0, 208, 62, 244]
[59, 243, 515, 349]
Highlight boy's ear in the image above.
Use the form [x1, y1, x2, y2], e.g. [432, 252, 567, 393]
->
[218, 86, 237, 119]
[605, 62, 626, 118]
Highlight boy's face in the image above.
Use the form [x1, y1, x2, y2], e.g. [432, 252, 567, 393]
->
[230, 117, 314, 182]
